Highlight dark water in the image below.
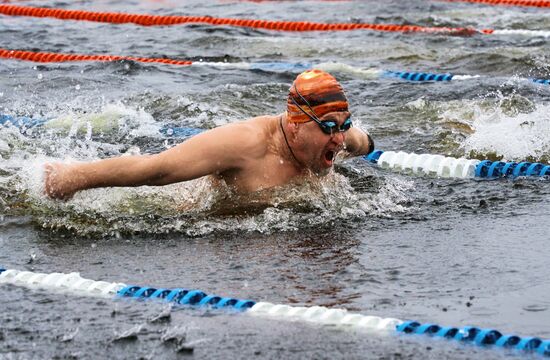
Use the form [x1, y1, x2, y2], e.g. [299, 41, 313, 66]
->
[1, 0, 549, 358]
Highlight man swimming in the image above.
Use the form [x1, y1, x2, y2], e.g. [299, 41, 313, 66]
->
[44, 69, 374, 200]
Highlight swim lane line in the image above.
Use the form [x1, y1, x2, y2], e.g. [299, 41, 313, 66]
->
[2, 4, 550, 37]
[0, 48, 194, 67]
[1, 49, 549, 86]
[2, 114, 549, 180]
[0, 267, 549, 357]
[365, 150, 550, 179]
[440, 0, 550, 8]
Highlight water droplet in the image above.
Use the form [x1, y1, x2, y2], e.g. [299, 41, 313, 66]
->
[75, 84, 81, 90]
[37, 73, 43, 80]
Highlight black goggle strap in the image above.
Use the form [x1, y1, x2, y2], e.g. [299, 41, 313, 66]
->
[291, 85, 323, 123]
[291, 85, 353, 134]
[289, 96, 323, 125]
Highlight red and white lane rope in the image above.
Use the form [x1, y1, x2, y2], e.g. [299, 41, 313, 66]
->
[0, 4, 516, 36]
[0, 48, 193, 66]
[442, 0, 550, 8]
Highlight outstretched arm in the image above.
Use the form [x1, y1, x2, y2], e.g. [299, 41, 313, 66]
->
[45, 122, 257, 199]
[343, 127, 374, 157]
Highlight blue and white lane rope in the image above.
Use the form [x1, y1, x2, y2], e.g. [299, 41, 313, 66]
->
[364, 150, 550, 179]
[2, 113, 549, 180]
[1, 267, 549, 357]
[196, 61, 550, 86]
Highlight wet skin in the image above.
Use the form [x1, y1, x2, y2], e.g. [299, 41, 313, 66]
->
[44, 112, 372, 200]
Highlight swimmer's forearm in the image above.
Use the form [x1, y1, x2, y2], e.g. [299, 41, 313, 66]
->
[46, 151, 218, 200]
[68, 141, 235, 190]
[67, 155, 165, 190]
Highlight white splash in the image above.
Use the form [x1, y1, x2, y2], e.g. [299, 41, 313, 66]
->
[44, 102, 158, 138]
[462, 103, 550, 161]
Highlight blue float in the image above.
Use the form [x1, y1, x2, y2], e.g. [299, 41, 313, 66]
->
[383, 70, 454, 82]
[117, 284, 255, 310]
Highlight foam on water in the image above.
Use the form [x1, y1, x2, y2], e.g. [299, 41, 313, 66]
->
[396, 89, 550, 163]
[463, 102, 550, 161]
[18, 166, 412, 237]
[436, 93, 550, 162]
[44, 103, 159, 139]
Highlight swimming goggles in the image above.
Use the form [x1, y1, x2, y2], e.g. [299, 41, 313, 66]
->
[290, 86, 353, 136]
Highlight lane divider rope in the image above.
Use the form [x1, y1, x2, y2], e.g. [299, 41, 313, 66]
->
[382, 69, 549, 85]
[2, 114, 549, 180]
[0, 48, 193, 66]
[1, 267, 549, 357]
[1, 49, 549, 86]
[365, 150, 550, 179]
[0, 4, 542, 36]
[441, 0, 550, 8]
[223, 0, 353, 3]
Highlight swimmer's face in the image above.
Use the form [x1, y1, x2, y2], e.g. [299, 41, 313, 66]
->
[294, 111, 351, 175]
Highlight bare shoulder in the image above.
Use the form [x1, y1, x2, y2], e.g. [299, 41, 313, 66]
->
[203, 115, 275, 158]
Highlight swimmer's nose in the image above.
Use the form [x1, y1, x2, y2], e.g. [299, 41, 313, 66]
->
[331, 131, 345, 145]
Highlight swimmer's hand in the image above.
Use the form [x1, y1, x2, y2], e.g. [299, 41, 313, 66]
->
[44, 163, 79, 200]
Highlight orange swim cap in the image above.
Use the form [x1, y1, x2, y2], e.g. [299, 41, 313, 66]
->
[287, 69, 349, 123]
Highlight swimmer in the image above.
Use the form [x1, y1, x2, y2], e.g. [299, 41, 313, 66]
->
[44, 69, 375, 200]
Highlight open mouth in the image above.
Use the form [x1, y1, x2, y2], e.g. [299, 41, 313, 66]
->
[323, 150, 335, 166]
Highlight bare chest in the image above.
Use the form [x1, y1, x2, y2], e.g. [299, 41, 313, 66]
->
[219, 154, 303, 193]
